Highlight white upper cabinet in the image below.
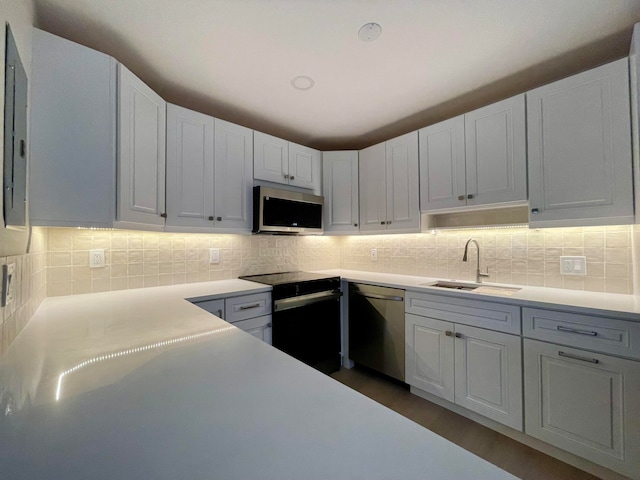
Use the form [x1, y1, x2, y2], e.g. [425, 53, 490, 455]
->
[254, 131, 289, 184]
[527, 59, 634, 227]
[419, 94, 527, 212]
[166, 105, 253, 232]
[322, 151, 359, 233]
[213, 119, 253, 231]
[359, 132, 420, 233]
[254, 132, 321, 191]
[165, 104, 214, 230]
[30, 29, 117, 228]
[289, 142, 322, 190]
[117, 64, 167, 229]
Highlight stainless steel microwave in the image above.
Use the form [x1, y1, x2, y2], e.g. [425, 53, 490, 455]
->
[253, 186, 324, 235]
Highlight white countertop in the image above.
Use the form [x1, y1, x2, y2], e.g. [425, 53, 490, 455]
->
[317, 269, 640, 321]
[0, 278, 516, 480]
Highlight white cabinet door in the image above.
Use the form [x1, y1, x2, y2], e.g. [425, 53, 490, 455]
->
[358, 142, 387, 232]
[524, 339, 640, 478]
[214, 119, 253, 231]
[419, 115, 466, 211]
[289, 142, 321, 191]
[386, 131, 420, 231]
[165, 104, 214, 230]
[454, 324, 523, 431]
[527, 59, 634, 227]
[322, 151, 359, 233]
[465, 94, 527, 207]
[30, 29, 117, 228]
[117, 64, 166, 227]
[254, 131, 289, 184]
[234, 315, 273, 345]
[405, 313, 455, 402]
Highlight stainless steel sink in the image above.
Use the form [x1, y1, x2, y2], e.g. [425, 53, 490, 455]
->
[421, 281, 482, 291]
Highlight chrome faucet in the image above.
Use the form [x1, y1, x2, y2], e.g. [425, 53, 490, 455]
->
[463, 238, 490, 284]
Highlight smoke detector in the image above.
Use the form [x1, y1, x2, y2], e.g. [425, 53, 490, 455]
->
[358, 22, 382, 42]
[291, 75, 315, 90]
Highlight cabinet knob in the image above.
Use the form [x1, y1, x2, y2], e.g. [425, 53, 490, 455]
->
[160, 213, 167, 218]
[445, 330, 453, 337]
[386, 221, 392, 225]
[381, 221, 386, 225]
[266, 323, 272, 328]
[284, 174, 289, 179]
[216, 217, 222, 222]
[457, 195, 465, 201]
[467, 194, 474, 199]
[208, 216, 214, 221]
[454, 332, 462, 338]
[290, 176, 294, 180]
[354, 223, 358, 227]
[531, 208, 539, 214]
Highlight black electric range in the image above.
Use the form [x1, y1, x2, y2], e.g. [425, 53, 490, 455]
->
[240, 272, 342, 374]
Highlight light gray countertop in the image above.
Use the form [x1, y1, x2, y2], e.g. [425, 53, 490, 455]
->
[0, 278, 516, 480]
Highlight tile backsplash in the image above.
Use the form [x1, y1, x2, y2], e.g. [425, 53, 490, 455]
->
[46, 228, 341, 296]
[340, 225, 634, 294]
[0, 228, 48, 355]
[0, 224, 636, 354]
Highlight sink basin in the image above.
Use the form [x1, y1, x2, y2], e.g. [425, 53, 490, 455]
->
[421, 281, 482, 291]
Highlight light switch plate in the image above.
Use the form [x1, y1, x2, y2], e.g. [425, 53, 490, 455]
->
[89, 249, 105, 268]
[209, 248, 220, 264]
[560, 256, 587, 275]
[370, 248, 378, 261]
[1, 263, 16, 307]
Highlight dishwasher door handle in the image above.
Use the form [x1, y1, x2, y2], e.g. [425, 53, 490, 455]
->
[274, 290, 343, 312]
[352, 291, 404, 302]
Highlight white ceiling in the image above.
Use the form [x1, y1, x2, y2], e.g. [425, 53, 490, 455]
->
[33, 0, 640, 150]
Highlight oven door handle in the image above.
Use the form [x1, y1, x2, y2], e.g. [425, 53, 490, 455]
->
[352, 291, 404, 301]
[274, 290, 343, 312]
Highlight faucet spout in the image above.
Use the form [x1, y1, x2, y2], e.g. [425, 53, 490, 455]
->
[462, 239, 489, 283]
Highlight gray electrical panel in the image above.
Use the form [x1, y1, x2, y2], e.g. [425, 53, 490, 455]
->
[3, 24, 27, 226]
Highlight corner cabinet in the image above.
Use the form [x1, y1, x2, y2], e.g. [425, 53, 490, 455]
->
[165, 104, 253, 232]
[527, 59, 634, 227]
[322, 151, 359, 233]
[30, 29, 117, 228]
[254, 131, 321, 192]
[419, 94, 527, 212]
[117, 64, 167, 229]
[359, 132, 420, 233]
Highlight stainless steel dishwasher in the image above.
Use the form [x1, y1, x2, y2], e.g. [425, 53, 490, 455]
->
[348, 283, 405, 382]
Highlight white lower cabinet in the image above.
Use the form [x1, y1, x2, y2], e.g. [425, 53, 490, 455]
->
[192, 292, 272, 345]
[406, 313, 522, 431]
[524, 339, 640, 478]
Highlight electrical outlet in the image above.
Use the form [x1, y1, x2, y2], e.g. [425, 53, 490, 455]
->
[1, 263, 16, 307]
[89, 249, 105, 268]
[209, 248, 220, 264]
[560, 256, 587, 275]
[370, 248, 378, 261]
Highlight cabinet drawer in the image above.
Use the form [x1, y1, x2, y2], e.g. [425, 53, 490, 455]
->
[406, 291, 521, 334]
[192, 299, 225, 319]
[523, 307, 640, 360]
[233, 315, 272, 345]
[225, 292, 272, 323]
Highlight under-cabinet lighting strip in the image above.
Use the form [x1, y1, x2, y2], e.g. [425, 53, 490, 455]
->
[55, 326, 235, 401]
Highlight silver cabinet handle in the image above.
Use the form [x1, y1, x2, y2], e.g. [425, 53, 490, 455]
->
[556, 325, 598, 336]
[216, 309, 223, 318]
[467, 194, 474, 199]
[353, 291, 403, 301]
[239, 303, 261, 310]
[457, 195, 465, 201]
[454, 332, 462, 338]
[445, 330, 453, 337]
[558, 351, 599, 364]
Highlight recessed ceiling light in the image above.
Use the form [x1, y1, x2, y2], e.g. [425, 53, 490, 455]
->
[358, 22, 382, 42]
[291, 75, 315, 90]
